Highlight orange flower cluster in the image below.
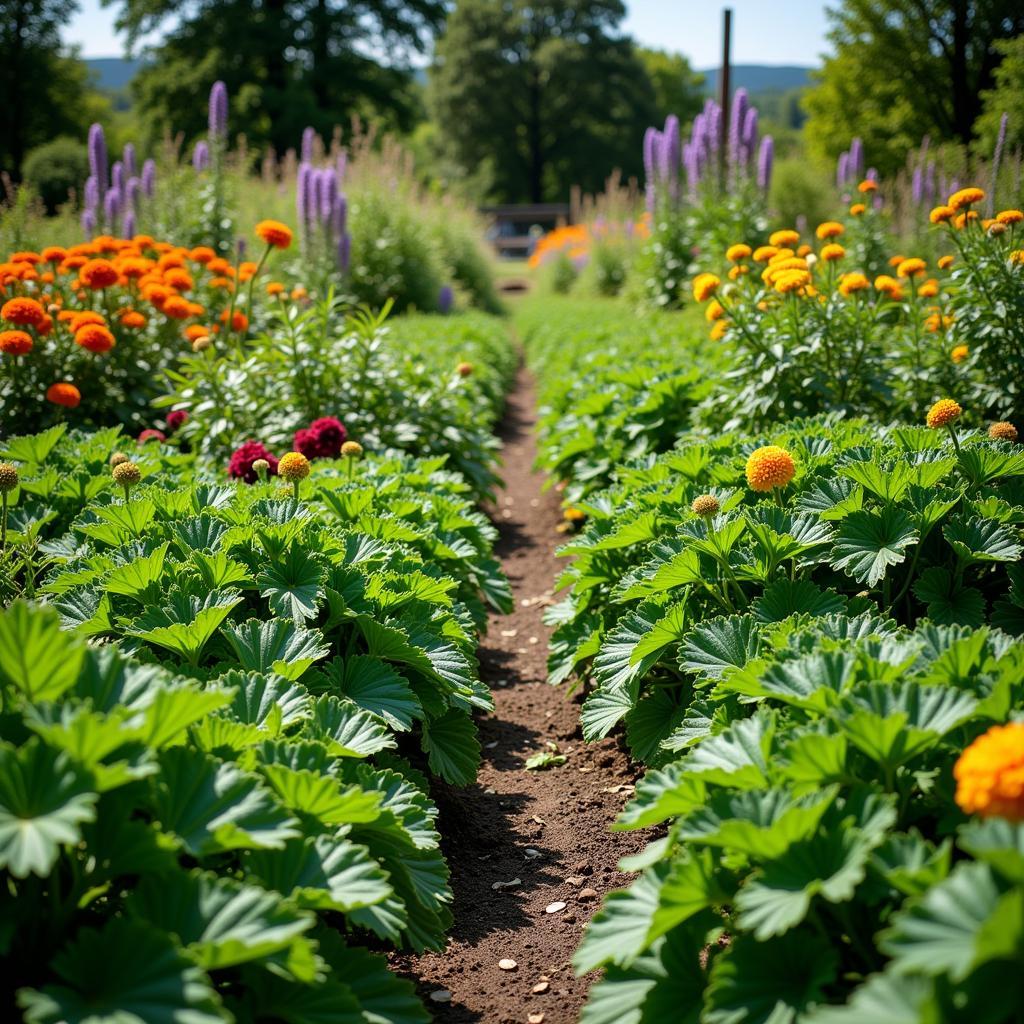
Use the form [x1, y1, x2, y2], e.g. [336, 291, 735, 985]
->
[954, 723, 1024, 821]
[0, 226, 296, 410]
[528, 217, 650, 270]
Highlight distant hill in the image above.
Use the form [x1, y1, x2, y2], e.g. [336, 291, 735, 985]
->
[699, 65, 816, 96]
[86, 57, 142, 93]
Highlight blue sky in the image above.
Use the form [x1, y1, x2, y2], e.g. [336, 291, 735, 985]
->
[68, 0, 831, 66]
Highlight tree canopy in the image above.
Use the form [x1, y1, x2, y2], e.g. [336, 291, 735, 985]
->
[0, 0, 105, 177]
[637, 48, 705, 128]
[107, 0, 445, 152]
[428, 0, 659, 203]
[803, 0, 1024, 174]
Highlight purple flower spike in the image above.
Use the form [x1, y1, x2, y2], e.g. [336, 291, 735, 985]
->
[662, 115, 680, 183]
[103, 187, 121, 229]
[81, 209, 96, 236]
[111, 160, 124, 195]
[125, 176, 141, 208]
[209, 81, 229, 140]
[88, 124, 108, 197]
[438, 285, 453, 314]
[837, 152, 849, 189]
[337, 232, 351, 273]
[141, 159, 156, 198]
[741, 107, 758, 165]
[123, 143, 136, 177]
[330, 192, 347, 237]
[849, 137, 863, 180]
[912, 166, 923, 205]
[643, 127, 658, 184]
[84, 175, 99, 212]
[757, 136, 774, 191]
[193, 141, 210, 173]
[122, 209, 136, 238]
[301, 127, 316, 164]
[296, 162, 314, 227]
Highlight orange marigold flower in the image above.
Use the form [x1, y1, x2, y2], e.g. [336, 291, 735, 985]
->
[820, 243, 845, 262]
[219, 309, 249, 332]
[10, 251, 42, 265]
[207, 258, 234, 276]
[255, 219, 294, 249]
[710, 319, 729, 341]
[858, 179, 878, 193]
[291, 285, 308, 300]
[2, 296, 46, 327]
[278, 451, 311, 480]
[117, 257, 152, 279]
[157, 252, 187, 271]
[143, 283, 172, 308]
[266, 281, 285, 296]
[705, 299, 725, 322]
[917, 278, 939, 298]
[930, 205, 955, 225]
[0, 329, 33, 355]
[162, 295, 192, 320]
[954, 723, 1024, 821]
[728, 264, 749, 281]
[692, 273, 720, 302]
[926, 398, 962, 429]
[184, 324, 209, 342]
[75, 323, 115, 354]
[954, 211, 979, 230]
[989, 422, 1019, 442]
[752, 245, 778, 263]
[47, 382, 81, 407]
[874, 275, 904, 300]
[79, 259, 120, 290]
[1011, 250, 1024, 266]
[948, 187, 985, 211]
[774, 269, 811, 294]
[726, 243, 752, 262]
[838, 272, 870, 296]
[37, 314, 53, 336]
[936, 256, 954, 272]
[951, 344, 969, 364]
[849, 203, 866, 216]
[189, 246, 217, 264]
[897, 257, 927, 278]
[996, 209, 1023, 226]
[41, 246, 67, 263]
[746, 446, 795, 491]
[208, 276, 235, 291]
[769, 229, 800, 247]
[120, 310, 147, 329]
[816, 221, 844, 240]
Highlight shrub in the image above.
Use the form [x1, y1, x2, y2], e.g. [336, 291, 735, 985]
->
[21, 137, 89, 214]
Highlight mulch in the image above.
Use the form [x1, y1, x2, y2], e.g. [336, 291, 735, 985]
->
[390, 363, 650, 1023]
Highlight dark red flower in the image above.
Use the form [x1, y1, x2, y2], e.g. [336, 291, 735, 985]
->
[293, 428, 321, 460]
[166, 409, 189, 433]
[138, 429, 167, 444]
[229, 440, 279, 484]
[309, 416, 346, 458]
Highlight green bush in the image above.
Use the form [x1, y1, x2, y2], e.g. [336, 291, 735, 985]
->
[768, 156, 834, 232]
[21, 137, 89, 214]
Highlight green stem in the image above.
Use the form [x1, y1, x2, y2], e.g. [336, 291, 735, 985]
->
[1, 492, 7, 552]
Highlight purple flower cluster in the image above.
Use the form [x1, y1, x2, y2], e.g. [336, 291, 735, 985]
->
[209, 81, 229, 141]
[835, 137, 864, 189]
[644, 94, 773, 210]
[81, 123, 148, 237]
[296, 127, 352, 273]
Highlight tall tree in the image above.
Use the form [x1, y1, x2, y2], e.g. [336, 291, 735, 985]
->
[976, 34, 1024, 154]
[0, 0, 98, 177]
[637, 47, 705, 128]
[804, 1, 1024, 173]
[429, 0, 658, 203]
[107, 0, 445, 153]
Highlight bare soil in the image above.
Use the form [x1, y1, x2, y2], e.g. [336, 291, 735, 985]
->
[391, 364, 650, 1023]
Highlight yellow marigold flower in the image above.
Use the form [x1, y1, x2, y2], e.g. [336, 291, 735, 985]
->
[746, 446, 795, 491]
[996, 209, 1023, 226]
[924, 313, 943, 332]
[728, 264, 749, 280]
[752, 245, 778, 263]
[769, 229, 800, 247]
[278, 452, 311, 481]
[710, 319, 729, 341]
[563, 507, 586, 523]
[1012, 250, 1024, 266]
[954, 723, 1024, 821]
[266, 281, 285, 296]
[926, 398, 962, 429]
[816, 221, 844, 240]
[951, 344, 969, 364]
[774, 269, 811, 294]
[917, 278, 939, 298]
[692, 273, 720, 302]
[341, 441, 363, 458]
[897, 257, 927, 278]
[838, 272, 870, 296]
[954, 211, 979, 230]
[948, 187, 985, 211]
[768, 256, 808, 273]
[888, 254, 906, 268]
[691, 494, 720, 517]
[874, 275, 904, 300]
[820, 244, 845, 262]
[726, 244, 752, 262]
[705, 300, 725, 322]
[797, 243, 813, 258]
[930, 206, 955, 224]
[989, 422, 1018, 442]
[858, 179, 878, 193]
[989, 222, 1007, 238]
[849, 203, 866, 216]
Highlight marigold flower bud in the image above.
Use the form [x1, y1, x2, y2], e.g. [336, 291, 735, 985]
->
[112, 461, 141, 487]
[278, 451, 311, 481]
[0, 463, 19, 493]
[341, 441, 363, 458]
[745, 446, 795, 492]
[690, 494, 720, 517]
[926, 398, 962, 429]
[457, 361, 474, 377]
[110, 452, 130, 467]
[563, 507, 586, 523]
[989, 422, 1018, 442]
[192, 335, 212, 352]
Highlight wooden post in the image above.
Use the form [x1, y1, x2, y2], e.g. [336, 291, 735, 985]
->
[718, 7, 732, 192]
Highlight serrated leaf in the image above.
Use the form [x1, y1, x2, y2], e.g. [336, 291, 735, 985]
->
[0, 601, 84, 702]
[224, 618, 329, 680]
[831, 508, 918, 587]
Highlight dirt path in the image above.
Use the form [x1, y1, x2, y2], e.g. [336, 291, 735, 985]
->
[392, 364, 649, 1023]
